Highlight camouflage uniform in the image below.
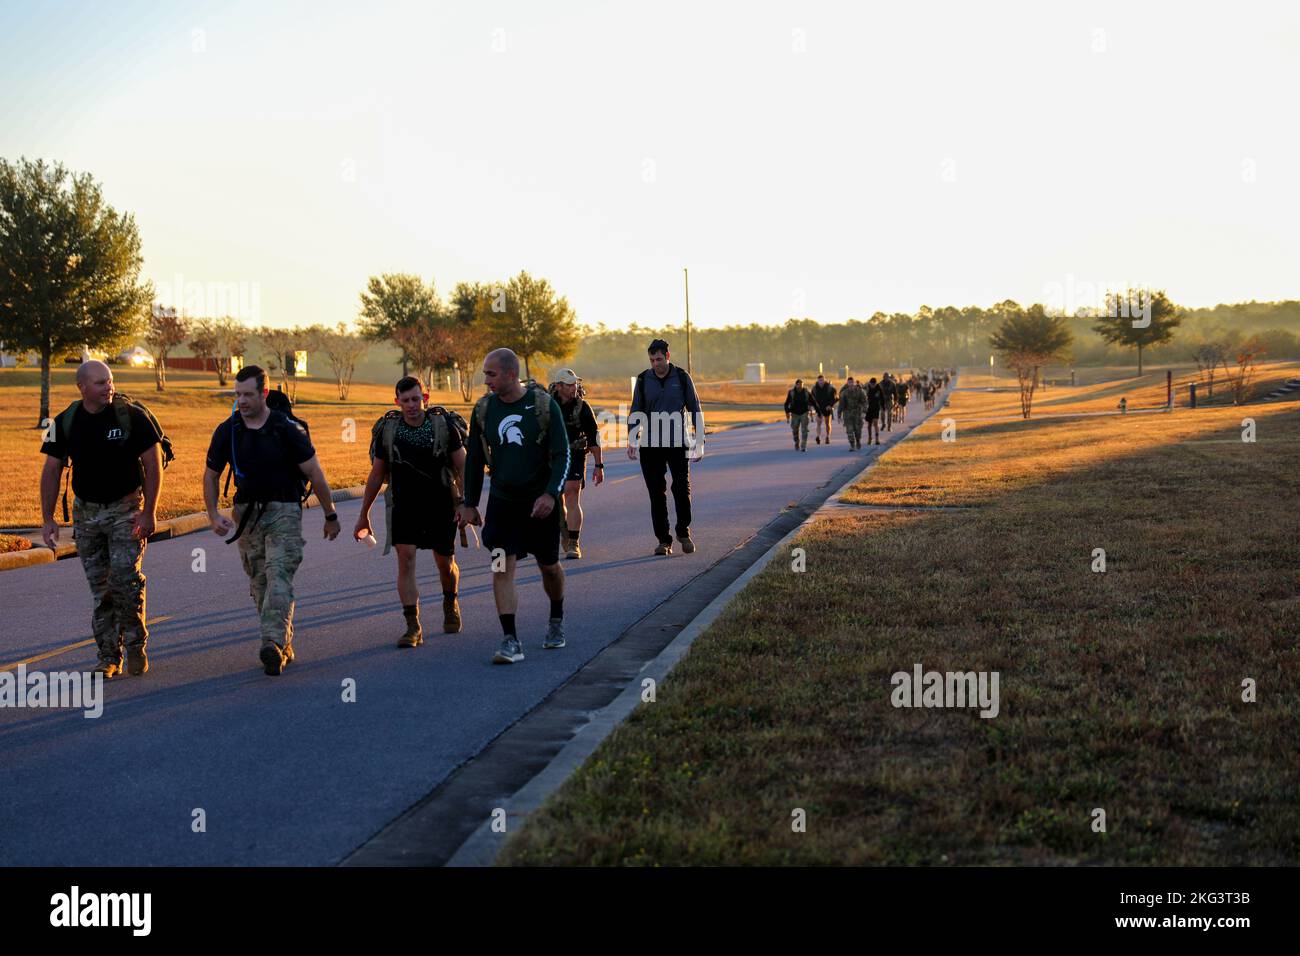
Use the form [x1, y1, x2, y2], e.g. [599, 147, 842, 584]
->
[790, 412, 810, 449]
[234, 501, 305, 650]
[838, 383, 866, 449]
[74, 491, 148, 667]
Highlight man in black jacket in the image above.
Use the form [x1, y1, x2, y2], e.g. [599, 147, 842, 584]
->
[810, 374, 838, 446]
[627, 339, 704, 556]
[785, 378, 813, 452]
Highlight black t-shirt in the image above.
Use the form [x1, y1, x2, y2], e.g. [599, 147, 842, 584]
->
[40, 402, 159, 504]
[557, 398, 600, 450]
[373, 411, 464, 502]
[205, 410, 315, 504]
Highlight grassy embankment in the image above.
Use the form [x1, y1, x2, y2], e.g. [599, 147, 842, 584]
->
[499, 366, 1300, 865]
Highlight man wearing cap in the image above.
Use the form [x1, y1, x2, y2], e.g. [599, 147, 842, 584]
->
[627, 338, 705, 556]
[548, 368, 603, 560]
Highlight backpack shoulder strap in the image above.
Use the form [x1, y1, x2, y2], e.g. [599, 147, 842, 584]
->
[428, 407, 449, 457]
[473, 393, 493, 465]
[57, 401, 82, 456]
[529, 383, 550, 443]
[111, 395, 133, 438]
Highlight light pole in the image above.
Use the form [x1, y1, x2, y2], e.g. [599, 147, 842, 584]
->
[683, 267, 692, 375]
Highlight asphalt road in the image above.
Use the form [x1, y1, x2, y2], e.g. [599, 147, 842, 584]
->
[0, 405, 934, 865]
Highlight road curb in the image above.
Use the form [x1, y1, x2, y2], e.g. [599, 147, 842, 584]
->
[0, 485, 368, 573]
[437, 381, 957, 866]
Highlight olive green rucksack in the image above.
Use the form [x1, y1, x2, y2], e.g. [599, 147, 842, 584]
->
[368, 406, 468, 555]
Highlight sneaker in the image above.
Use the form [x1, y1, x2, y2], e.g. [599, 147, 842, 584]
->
[260, 641, 286, 676]
[677, 533, 696, 554]
[493, 635, 524, 664]
[443, 597, 462, 634]
[92, 660, 122, 679]
[126, 646, 149, 676]
[542, 618, 566, 649]
[566, 543, 582, 560]
[815, 436, 821, 444]
[654, 541, 672, 556]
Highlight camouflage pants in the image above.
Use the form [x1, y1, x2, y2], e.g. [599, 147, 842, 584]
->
[789, 412, 809, 448]
[74, 491, 148, 665]
[234, 501, 305, 648]
[843, 411, 864, 446]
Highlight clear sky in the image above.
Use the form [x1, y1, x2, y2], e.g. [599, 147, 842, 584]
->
[3, 0, 1298, 330]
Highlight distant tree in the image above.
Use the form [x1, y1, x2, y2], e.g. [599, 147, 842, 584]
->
[143, 305, 189, 391]
[481, 271, 579, 381]
[305, 322, 369, 400]
[447, 281, 499, 399]
[989, 304, 1073, 418]
[0, 157, 153, 425]
[1092, 289, 1182, 376]
[1191, 342, 1228, 398]
[1228, 336, 1267, 404]
[389, 313, 454, 393]
[189, 317, 246, 386]
[256, 324, 308, 401]
[357, 273, 440, 377]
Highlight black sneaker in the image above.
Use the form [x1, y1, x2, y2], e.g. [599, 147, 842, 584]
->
[677, 533, 696, 554]
[260, 642, 285, 676]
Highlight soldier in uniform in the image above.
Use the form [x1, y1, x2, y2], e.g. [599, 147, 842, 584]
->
[837, 376, 866, 450]
[865, 376, 884, 446]
[39, 361, 163, 678]
[784, 378, 813, 452]
[202, 365, 341, 676]
[549, 368, 604, 560]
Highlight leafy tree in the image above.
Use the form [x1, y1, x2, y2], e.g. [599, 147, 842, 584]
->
[357, 273, 439, 377]
[305, 322, 369, 400]
[256, 324, 308, 401]
[189, 317, 246, 386]
[989, 304, 1073, 418]
[482, 270, 579, 381]
[1228, 336, 1267, 404]
[0, 157, 152, 425]
[1092, 289, 1182, 376]
[143, 305, 189, 391]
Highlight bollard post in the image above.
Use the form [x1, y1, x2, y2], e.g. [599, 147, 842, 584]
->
[1166, 370, 1173, 408]
[1190, 382, 1197, 408]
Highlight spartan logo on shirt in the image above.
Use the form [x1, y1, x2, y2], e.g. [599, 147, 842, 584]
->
[498, 414, 525, 446]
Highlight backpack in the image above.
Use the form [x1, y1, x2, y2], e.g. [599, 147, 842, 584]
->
[56, 393, 175, 522]
[368, 406, 469, 555]
[472, 383, 552, 473]
[547, 382, 591, 451]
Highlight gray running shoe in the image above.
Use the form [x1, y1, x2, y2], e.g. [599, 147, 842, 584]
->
[493, 635, 524, 664]
[543, 618, 566, 649]
[677, 533, 695, 554]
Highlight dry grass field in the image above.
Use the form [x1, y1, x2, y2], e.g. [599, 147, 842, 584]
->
[500, 366, 1300, 865]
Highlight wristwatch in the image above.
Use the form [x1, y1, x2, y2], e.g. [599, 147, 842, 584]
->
[594, 463, 605, 470]
[324, 512, 339, 522]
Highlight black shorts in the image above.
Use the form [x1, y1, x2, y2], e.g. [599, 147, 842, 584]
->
[565, 448, 588, 486]
[482, 494, 561, 566]
[391, 496, 457, 556]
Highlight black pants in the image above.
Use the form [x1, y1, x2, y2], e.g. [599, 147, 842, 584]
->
[639, 446, 692, 543]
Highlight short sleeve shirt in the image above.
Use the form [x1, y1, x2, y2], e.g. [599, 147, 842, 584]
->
[205, 410, 315, 503]
[40, 402, 159, 504]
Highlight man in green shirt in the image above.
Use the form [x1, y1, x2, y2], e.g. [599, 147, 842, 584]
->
[458, 348, 571, 664]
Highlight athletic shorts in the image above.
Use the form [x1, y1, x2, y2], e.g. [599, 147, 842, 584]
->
[391, 495, 457, 556]
[482, 494, 561, 566]
[565, 447, 588, 486]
